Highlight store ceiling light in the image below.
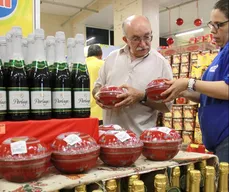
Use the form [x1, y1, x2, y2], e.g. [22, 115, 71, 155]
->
[175, 28, 204, 37]
[86, 37, 95, 42]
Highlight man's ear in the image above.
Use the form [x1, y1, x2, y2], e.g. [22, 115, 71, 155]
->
[123, 36, 128, 44]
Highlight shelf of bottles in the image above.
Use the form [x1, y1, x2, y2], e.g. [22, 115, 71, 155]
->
[52, 160, 227, 192]
[0, 27, 91, 122]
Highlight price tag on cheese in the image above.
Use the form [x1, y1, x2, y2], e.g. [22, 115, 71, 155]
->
[149, 128, 157, 131]
[115, 131, 131, 142]
[113, 124, 122, 130]
[10, 141, 27, 155]
[158, 127, 171, 134]
[64, 134, 82, 145]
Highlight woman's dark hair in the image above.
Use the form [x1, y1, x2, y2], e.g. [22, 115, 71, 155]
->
[87, 44, 102, 57]
[214, 0, 229, 19]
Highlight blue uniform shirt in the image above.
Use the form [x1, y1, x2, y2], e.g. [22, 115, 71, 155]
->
[199, 41, 229, 151]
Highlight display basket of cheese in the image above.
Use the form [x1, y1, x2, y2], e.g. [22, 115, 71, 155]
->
[97, 86, 125, 108]
[0, 136, 51, 183]
[51, 132, 100, 173]
[98, 130, 143, 166]
[145, 78, 170, 103]
[140, 127, 182, 161]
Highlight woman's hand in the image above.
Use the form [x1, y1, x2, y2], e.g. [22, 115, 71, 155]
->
[161, 78, 189, 102]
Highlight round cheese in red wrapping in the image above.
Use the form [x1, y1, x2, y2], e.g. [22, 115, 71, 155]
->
[140, 127, 182, 161]
[99, 124, 123, 137]
[98, 130, 143, 167]
[0, 136, 51, 183]
[145, 78, 170, 103]
[51, 132, 100, 174]
[98, 86, 125, 108]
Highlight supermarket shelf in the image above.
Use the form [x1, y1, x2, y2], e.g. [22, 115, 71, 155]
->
[160, 42, 218, 56]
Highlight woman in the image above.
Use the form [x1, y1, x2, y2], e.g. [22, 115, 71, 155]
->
[161, 0, 229, 162]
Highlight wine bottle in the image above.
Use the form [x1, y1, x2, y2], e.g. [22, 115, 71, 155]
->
[71, 34, 90, 118]
[7, 26, 30, 121]
[52, 31, 72, 118]
[29, 28, 52, 120]
[189, 170, 201, 192]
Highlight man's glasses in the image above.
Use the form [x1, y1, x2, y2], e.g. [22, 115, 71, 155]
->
[207, 20, 229, 31]
[128, 35, 153, 43]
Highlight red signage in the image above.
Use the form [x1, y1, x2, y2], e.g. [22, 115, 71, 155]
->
[0, 0, 12, 8]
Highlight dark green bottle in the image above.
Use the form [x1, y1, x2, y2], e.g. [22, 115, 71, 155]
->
[52, 31, 72, 119]
[29, 29, 52, 120]
[7, 27, 30, 121]
[71, 34, 90, 118]
[0, 59, 7, 121]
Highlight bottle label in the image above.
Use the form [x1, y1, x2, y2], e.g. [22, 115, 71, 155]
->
[54, 62, 68, 71]
[0, 89, 7, 112]
[74, 91, 90, 108]
[31, 90, 52, 110]
[72, 63, 87, 72]
[52, 90, 72, 109]
[31, 61, 48, 69]
[9, 60, 25, 69]
[8, 90, 30, 110]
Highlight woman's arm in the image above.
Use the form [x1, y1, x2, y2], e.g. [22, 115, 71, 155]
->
[181, 90, 200, 103]
[195, 80, 229, 100]
[161, 78, 229, 102]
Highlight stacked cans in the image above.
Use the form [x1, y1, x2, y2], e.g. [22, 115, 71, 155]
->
[164, 50, 220, 81]
[163, 104, 198, 144]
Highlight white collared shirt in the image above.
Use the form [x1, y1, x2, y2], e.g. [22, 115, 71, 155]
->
[95, 45, 173, 135]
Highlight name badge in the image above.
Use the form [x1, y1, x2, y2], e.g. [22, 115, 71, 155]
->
[209, 64, 218, 72]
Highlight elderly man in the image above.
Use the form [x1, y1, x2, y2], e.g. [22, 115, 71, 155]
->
[93, 15, 173, 135]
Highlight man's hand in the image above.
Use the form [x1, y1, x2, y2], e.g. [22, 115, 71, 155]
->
[114, 84, 144, 108]
[93, 87, 111, 109]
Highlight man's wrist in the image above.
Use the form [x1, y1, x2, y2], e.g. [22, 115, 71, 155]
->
[139, 92, 147, 104]
[92, 85, 101, 98]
